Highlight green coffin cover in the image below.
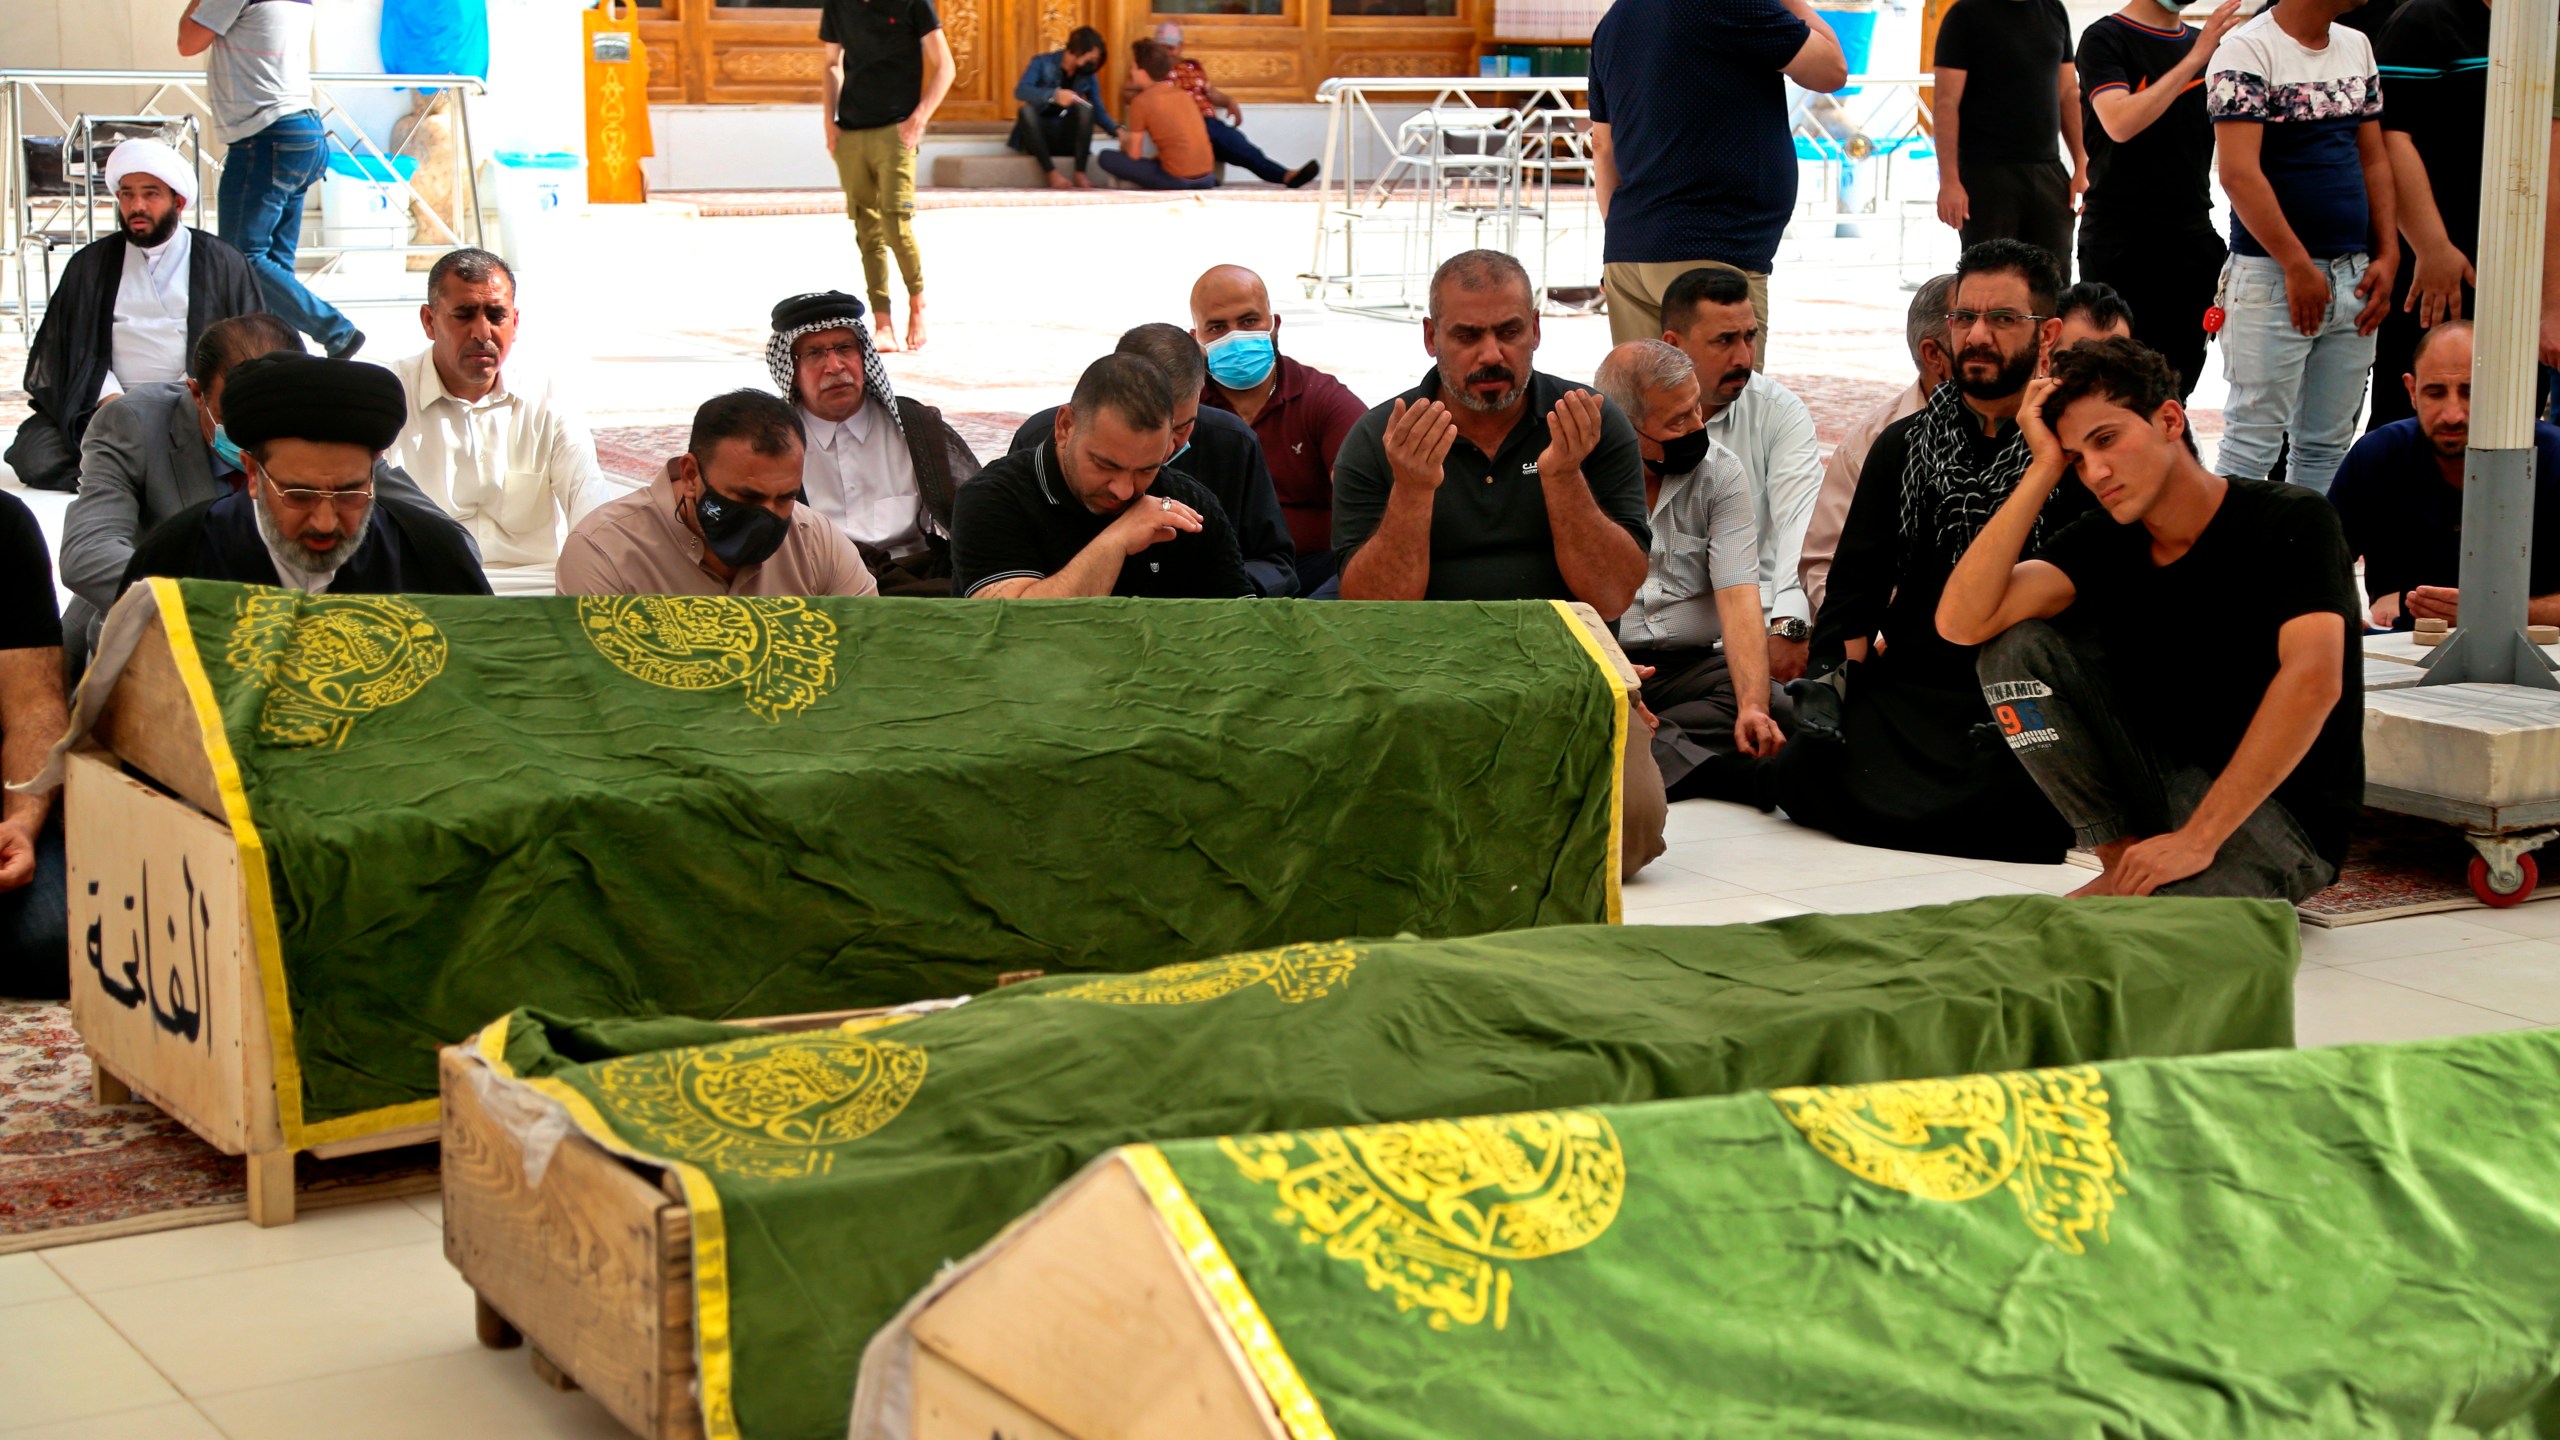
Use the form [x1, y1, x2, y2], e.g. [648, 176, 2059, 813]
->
[477, 895, 2297, 1440]
[136, 580, 1626, 1144]
[1125, 1027, 2560, 1440]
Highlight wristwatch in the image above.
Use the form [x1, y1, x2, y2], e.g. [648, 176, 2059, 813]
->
[1768, 617, 1809, 643]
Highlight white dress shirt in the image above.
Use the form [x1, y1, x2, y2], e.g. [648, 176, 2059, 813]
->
[1702, 370, 1824, 628]
[798, 398, 927, 558]
[1615, 437, 1762, 652]
[386, 348, 623, 594]
[101, 226, 193, 400]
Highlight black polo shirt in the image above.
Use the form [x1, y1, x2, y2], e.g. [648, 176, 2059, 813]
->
[0, 493, 61, 653]
[819, 0, 941, 132]
[951, 441, 1252, 598]
[1008, 404, 1298, 596]
[1330, 368, 1650, 601]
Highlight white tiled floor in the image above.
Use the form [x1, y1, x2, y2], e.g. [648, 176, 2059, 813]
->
[5, 796, 2555, 1439]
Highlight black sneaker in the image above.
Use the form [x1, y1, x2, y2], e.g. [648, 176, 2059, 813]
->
[328, 329, 366, 362]
[1286, 160, 1320, 189]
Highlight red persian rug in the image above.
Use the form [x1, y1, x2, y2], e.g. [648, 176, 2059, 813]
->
[0, 1003, 436, 1253]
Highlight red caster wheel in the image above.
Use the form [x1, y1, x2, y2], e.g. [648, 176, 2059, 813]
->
[2469, 853, 2539, 909]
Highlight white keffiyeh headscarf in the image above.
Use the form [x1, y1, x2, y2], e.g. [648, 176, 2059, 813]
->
[766, 290, 903, 436]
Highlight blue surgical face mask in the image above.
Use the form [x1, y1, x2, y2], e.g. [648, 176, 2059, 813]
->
[1203, 328, 1278, 391]
[1166, 439, 1192, 467]
[210, 423, 245, 470]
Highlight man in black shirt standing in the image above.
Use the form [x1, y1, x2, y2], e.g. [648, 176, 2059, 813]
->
[953, 354, 1249, 599]
[819, 0, 953, 353]
[1933, 0, 2086, 268]
[0, 492, 70, 998]
[2076, 0, 2245, 398]
[2368, 0, 2491, 430]
[1941, 338, 2359, 901]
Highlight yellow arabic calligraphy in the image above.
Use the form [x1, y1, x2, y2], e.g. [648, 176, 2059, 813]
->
[577, 594, 840, 722]
[223, 592, 447, 747]
[586, 1033, 926, 1181]
[1039, 942, 1361, 1006]
[1771, 1065, 2126, 1254]
[1221, 1109, 1623, 1330]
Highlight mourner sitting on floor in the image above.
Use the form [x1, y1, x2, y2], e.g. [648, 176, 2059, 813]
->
[773, 290, 981, 596]
[958, 354, 1250, 598]
[2329, 320, 2560, 632]
[0, 490, 69, 1000]
[1939, 337, 2360, 901]
[120, 353, 492, 598]
[6, 138, 262, 492]
[560, 389, 878, 599]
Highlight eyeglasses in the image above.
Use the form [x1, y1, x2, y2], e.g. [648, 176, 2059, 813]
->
[261, 475, 375, 512]
[1945, 309, 2051, 334]
[796, 341, 865, 367]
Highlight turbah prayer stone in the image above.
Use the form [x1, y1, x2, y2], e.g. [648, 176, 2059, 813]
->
[479, 895, 2298, 1440]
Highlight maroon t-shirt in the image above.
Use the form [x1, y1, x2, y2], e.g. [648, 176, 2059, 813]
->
[1201, 354, 1366, 556]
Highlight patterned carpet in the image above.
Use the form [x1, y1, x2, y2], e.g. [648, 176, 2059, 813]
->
[0, 1003, 436, 1253]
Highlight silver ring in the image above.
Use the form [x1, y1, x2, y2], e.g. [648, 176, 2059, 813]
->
[1159, 496, 1172, 511]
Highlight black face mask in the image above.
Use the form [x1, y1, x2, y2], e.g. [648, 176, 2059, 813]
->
[1643, 425, 1716, 478]
[690, 481, 794, 568]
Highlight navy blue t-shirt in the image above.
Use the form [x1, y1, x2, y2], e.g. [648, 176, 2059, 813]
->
[1589, 0, 1811, 273]
[2328, 418, 2560, 623]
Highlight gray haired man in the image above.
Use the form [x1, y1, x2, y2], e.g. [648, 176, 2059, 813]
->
[1597, 339, 1786, 788]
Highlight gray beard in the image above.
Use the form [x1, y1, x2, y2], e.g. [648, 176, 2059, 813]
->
[1445, 375, 1525, 414]
[254, 493, 370, 580]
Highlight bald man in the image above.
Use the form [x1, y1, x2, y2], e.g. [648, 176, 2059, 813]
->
[1190, 264, 1367, 593]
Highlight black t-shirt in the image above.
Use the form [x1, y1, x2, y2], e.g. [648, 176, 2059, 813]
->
[950, 443, 1251, 599]
[2037, 479, 2363, 867]
[818, 0, 942, 132]
[1933, 0, 2076, 166]
[1, 492, 63, 652]
[2378, 0, 2490, 256]
[2077, 12, 2217, 238]
[1009, 405, 1299, 597]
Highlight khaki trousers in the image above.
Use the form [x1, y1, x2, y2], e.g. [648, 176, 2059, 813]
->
[1621, 716, 1668, 882]
[1602, 260, 1770, 366]
[832, 123, 923, 315]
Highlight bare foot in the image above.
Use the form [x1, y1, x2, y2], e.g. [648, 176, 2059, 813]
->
[873, 317, 903, 353]
[905, 296, 928, 352]
[1046, 171, 1072, 191]
[2067, 871, 2120, 898]
[1071, 172, 1093, 190]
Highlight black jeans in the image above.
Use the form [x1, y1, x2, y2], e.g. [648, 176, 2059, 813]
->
[1960, 159, 2075, 278]
[1977, 620, 2335, 901]
[1009, 102, 1097, 176]
[0, 816, 67, 999]
[1624, 644, 1795, 787]
[2080, 225, 2226, 402]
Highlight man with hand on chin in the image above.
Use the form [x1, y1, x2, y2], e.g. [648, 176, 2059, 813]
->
[558, 389, 875, 598]
[1939, 337, 2359, 900]
[955, 355, 1249, 599]
[1191, 264, 1367, 593]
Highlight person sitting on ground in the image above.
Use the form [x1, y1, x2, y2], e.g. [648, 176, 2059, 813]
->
[385, 248, 620, 596]
[0, 491, 70, 1000]
[1938, 337, 2359, 901]
[1331, 249, 1665, 879]
[2055, 279, 2136, 350]
[772, 290, 980, 596]
[1659, 265, 1823, 682]
[121, 354, 490, 597]
[1100, 40, 1220, 191]
[2329, 320, 2560, 632]
[1010, 322, 1296, 596]
[1801, 273, 1957, 617]
[1008, 26, 1117, 190]
[1191, 264, 1368, 594]
[1687, 239, 2090, 863]
[61, 315, 444, 666]
[1597, 340, 1785, 789]
[559, 390, 877, 599]
[7, 139, 262, 492]
[1124, 23, 1318, 189]
[955, 354, 1250, 599]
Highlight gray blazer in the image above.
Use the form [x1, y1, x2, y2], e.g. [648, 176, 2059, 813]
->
[61, 381, 442, 659]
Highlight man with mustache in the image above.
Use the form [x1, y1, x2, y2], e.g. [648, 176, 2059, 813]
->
[385, 249, 622, 595]
[2328, 321, 2560, 632]
[6, 139, 261, 492]
[1331, 249, 1666, 879]
[121, 354, 490, 599]
[1939, 337, 2359, 901]
[1685, 240, 2090, 864]
[1660, 265, 1824, 684]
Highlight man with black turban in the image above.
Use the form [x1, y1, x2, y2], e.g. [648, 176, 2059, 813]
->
[767, 290, 979, 596]
[120, 354, 491, 597]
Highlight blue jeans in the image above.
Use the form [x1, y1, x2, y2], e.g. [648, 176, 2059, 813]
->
[1095, 150, 1218, 190]
[2216, 252, 2375, 496]
[217, 110, 359, 354]
[0, 818, 68, 1000]
[1203, 116, 1287, 184]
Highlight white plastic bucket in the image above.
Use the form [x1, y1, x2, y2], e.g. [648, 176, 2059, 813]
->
[319, 152, 418, 278]
[489, 150, 583, 275]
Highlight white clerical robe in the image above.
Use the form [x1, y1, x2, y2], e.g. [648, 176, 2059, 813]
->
[100, 226, 193, 400]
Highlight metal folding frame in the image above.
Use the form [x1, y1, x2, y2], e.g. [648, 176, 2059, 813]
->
[2, 67, 488, 331]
